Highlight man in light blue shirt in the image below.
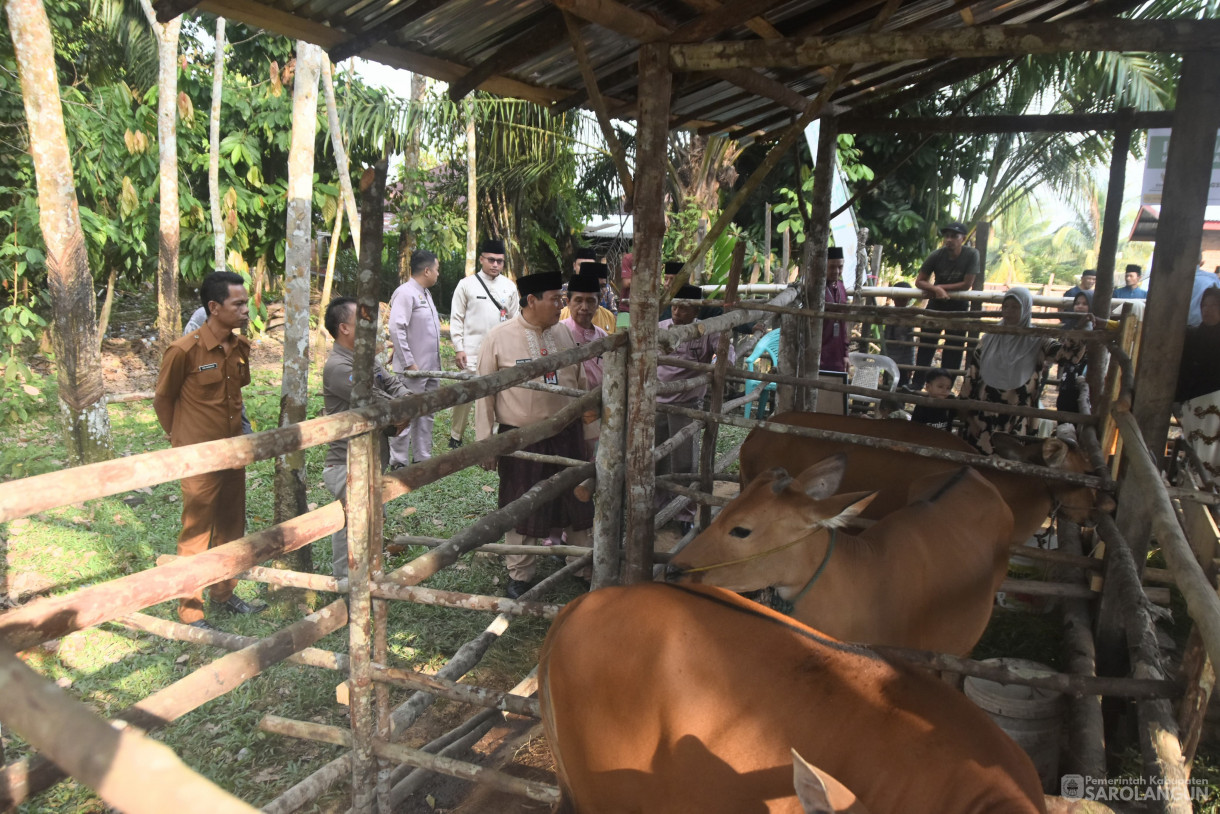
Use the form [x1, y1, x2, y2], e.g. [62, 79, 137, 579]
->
[1189, 260, 1219, 326]
[1113, 265, 1147, 300]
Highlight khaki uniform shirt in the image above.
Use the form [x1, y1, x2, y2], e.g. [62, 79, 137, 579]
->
[322, 343, 409, 469]
[154, 320, 251, 447]
[475, 315, 588, 440]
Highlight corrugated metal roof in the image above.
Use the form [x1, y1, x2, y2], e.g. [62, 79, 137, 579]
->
[175, 0, 1144, 135]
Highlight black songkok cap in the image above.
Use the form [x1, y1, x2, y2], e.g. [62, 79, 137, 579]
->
[567, 272, 601, 294]
[480, 238, 506, 255]
[664, 261, 686, 276]
[676, 284, 702, 300]
[1081, 268, 1097, 278]
[517, 271, 564, 298]
[585, 261, 610, 279]
[575, 247, 597, 261]
[827, 246, 845, 260]
[1125, 264, 1142, 275]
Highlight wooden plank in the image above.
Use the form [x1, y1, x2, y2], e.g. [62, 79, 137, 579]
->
[674, 0, 782, 38]
[669, 19, 1220, 71]
[669, 0, 790, 43]
[548, 0, 668, 42]
[840, 109, 1175, 134]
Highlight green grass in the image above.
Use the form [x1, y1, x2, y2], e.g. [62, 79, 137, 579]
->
[0, 346, 586, 813]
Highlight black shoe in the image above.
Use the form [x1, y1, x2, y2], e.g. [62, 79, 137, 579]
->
[188, 619, 216, 631]
[506, 579, 534, 600]
[219, 596, 266, 614]
[389, 462, 406, 471]
[678, 521, 695, 536]
[448, 437, 463, 450]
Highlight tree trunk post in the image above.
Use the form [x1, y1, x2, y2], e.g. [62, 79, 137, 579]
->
[274, 41, 322, 577]
[622, 42, 670, 584]
[1098, 50, 1220, 671]
[6, 0, 114, 465]
[349, 156, 389, 814]
[464, 101, 477, 277]
[396, 72, 427, 280]
[592, 346, 626, 588]
[321, 58, 360, 258]
[698, 243, 743, 528]
[208, 16, 226, 272]
[141, 0, 183, 353]
[1087, 115, 1130, 420]
[800, 115, 837, 410]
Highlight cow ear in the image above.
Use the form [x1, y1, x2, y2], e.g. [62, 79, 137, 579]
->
[1041, 437, 1069, 468]
[791, 750, 835, 814]
[990, 433, 1029, 461]
[796, 454, 848, 499]
[817, 490, 877, 529]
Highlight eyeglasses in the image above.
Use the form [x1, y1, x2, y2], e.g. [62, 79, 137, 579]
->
[481, 256, 505, 265]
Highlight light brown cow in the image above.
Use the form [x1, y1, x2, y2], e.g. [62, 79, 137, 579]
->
[739, 412, 1105, 546]
[539, 582, 1046, 814]
[668, 454, 1013, 654]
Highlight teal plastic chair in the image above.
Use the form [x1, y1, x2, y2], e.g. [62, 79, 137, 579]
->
[744, 328, 782, 418]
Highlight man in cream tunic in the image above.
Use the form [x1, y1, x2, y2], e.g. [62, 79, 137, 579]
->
[449, 238, 520, 448]
[476, 270, 593, 598]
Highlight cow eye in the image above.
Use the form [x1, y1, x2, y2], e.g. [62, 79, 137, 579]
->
[730, 526, 751, 538]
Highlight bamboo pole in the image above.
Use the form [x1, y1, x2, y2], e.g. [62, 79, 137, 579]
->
[869, 643, 1176, 699]
[0, 502, 344, 652]
[258, 717, 561, 804]
[699, 243, 744, 528]
[505, 450, 588, 468]
[116, 611, 347, 670]
[262, 754, 351, 814]
[1115, 411, 1220, 671]
[1056, 520, 1107, 780]
[0, 333, 621, 524]
[0, 643, 263, 814]
[0, 603, 347, 809]
[390, 537, 594, 559]
[660, 356, 1097, 425]
[385, 463, 594, 588]
[801, 116, 837, 410]
[658, 287, 798, 349]
[657, 403, 1107, 488]
[369, 664, 541, 717]
[593, 345, 627, 588]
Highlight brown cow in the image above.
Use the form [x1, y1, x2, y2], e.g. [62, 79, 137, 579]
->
[739, 412, 1105, 546]
[539, 582, 1045, 814]
[667, 455, 1013, 654]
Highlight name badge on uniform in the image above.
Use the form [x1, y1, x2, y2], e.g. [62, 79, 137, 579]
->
[544, 371, 558, 385]
[832, 323, 840, 338]
[499, 309, 508, 322]
[199, 363, 218, 371]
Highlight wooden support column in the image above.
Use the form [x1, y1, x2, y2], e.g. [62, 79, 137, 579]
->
[800, 115, 838, 410]
[1099, 53, 1220, 663]
[564, 12, 633, 203]
[1088, 116, 1131, 418]
[622, 43, 670, 583]
[697, 243, 743, 528]
[348, 158, 388, 814]
[592, 345, 626, 588]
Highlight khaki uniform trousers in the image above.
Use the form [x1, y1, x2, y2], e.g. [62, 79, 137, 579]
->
[178, 467, 245, 622]
[504, 527, 591, 582]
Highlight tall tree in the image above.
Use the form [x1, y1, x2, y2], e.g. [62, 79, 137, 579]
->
[5, 0, 114, 463]
[208, 15, 225, 272]
[273, 39, 321, 572]
[138, 0, 182, 351]
[464, 98, 476, 276]
[321, 57, 358, 257]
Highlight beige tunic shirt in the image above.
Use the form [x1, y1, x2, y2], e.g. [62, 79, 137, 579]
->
[475, 314, 588, 441]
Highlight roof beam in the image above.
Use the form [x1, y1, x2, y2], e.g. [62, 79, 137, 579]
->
[447, 10, 570, 101]
[152, 0, 202, 22]
[328, 0, 453, 63]
[196, 0, 571, 107]
[564, 11, 635, 201]
[840, 109, 1176, 134]
[675, 0, 782, 38]
[669, 0, 790, 43]
[670, 18, 1220, 71]
[548, 0, 669, 42]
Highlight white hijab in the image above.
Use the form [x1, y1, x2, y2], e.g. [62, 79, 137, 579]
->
[977, 287, 1044, 391]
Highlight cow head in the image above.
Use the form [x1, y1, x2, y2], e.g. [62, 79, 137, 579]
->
[667, 455, 875, 594]
[990, 433, 1113, 523]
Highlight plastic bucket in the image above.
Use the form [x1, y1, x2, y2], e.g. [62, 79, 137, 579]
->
[964, 658, 1064, 791]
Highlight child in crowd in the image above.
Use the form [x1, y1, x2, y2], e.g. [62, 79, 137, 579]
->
[911, 368, 956, 431]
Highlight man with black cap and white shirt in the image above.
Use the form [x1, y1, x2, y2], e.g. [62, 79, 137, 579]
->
[448, 238, 520, 449]
[476, 269, 595, 598]
[913, 222, 978, 388]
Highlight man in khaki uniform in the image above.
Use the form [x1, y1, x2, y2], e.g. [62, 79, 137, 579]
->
[154, 271, 263, 627]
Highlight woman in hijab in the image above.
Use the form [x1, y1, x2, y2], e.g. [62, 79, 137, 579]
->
[1177, 286, 1220, 481]
[1054, 291, 1094, 413]
[958, 287, 1052, 453]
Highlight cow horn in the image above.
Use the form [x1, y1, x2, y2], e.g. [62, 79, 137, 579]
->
[771, 475, 794, 494]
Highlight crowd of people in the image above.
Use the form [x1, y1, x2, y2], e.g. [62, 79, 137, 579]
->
[152, 227, 1216, 623]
